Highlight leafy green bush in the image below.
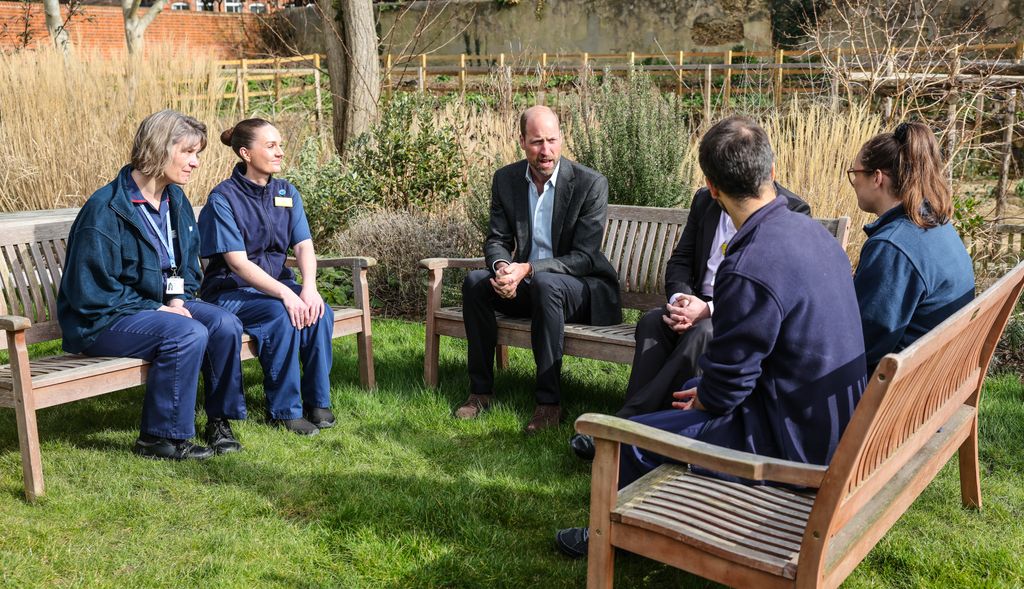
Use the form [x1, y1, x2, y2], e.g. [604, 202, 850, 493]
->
[568, 69, 695, 208]
[332, 207, 483, 317]
[283, 137, 350, 244]
[343, 94, 467, 213]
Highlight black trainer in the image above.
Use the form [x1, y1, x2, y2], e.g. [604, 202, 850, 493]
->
[555, 527, 590, 559]
[269, 417, 320, 436]
[305, 406, 336, 429]
[133, 436, 215, 461]
[205, 418, 242, 454]
[569, 433, 596, 461]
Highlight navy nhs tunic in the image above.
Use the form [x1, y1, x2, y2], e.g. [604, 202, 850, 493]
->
[695, 195, 868, 468]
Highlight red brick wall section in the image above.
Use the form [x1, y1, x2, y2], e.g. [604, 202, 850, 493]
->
[0, 2, 257, 57]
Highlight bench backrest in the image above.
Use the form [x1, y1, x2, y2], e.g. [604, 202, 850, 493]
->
[601, 204, 851, 311]
[802, 261, 1024, 580]
[0, 220, 74, 351]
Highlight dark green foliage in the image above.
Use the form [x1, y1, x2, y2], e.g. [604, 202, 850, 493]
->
[283, 137, 350, 245]
[569, 70, 694, 208]
[343, 94, 467, 213]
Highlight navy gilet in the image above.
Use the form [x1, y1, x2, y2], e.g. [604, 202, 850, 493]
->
[200, 163, 295, 300]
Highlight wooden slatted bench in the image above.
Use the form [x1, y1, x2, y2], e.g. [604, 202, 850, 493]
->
[420, 204, 850, 386]
[576, 261, 1024, 588]
[0, 218, 376, 501]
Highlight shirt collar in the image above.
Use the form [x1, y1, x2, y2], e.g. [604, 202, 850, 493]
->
[524, 159, 560, 192]
[126, 170, 168, 210]
[863, 204, 908, 237]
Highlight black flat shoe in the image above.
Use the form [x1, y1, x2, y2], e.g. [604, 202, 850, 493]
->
[133, 437, 215, 461]
[570, 433, 595, 461]
[305, 406, 336, 429]
[205, 418, 242, 454]
[555, 527, 589, 559]
[269, 417, 320, 436]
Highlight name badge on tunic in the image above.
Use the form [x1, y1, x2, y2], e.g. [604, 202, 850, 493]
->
[274, 189, 293, 208]
[166, 276, 185, 295]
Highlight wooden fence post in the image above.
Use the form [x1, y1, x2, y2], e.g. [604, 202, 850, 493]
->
[677, 50, 684, 95]
[418, 54, 427, 93]
[882, 48, 894, 122]
[995, 89, 1017, 223]
[773, 48, 783, 107]
[945, 45, 961, 175]
[385, 53, 393, 95]
[239, 58, 248, 115]
[313, 53, 324, 151]
[540, 52, 547, 87]
[460, 53, 466, 93]
[723, 50, 733, 107]
[830, 48, 841, 110]
[273, 56, 281, 105]
[704, 63, 712, 122]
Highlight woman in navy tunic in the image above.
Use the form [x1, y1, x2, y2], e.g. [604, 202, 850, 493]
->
[198, 118, 334, 436]
[57, 110, 246, 460]
[848, 122, 975, 375]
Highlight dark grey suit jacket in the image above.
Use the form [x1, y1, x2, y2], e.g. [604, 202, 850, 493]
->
[664, 183, 810, 300]
[484, 157, 622, 326]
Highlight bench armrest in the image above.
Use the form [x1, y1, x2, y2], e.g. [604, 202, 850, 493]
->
[285, 256, 377, 269]
[419, 257, 486, 270]
[576, 413, 827, 488]
[0, 315, 31, 332]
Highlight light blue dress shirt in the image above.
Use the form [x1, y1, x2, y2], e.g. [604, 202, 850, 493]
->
[526, 160, 559, 263]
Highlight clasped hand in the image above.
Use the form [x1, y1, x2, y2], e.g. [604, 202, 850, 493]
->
[662, 294, 710, 333]
[490, 262, 531, 299]
[282, 285, 326, 329]
[672, 387, 705, 411]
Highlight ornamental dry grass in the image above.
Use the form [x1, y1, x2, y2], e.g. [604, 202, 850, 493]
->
[0, 46, 318, 212]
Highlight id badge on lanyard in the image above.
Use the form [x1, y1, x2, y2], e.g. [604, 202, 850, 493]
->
[140, 206, 183, 295]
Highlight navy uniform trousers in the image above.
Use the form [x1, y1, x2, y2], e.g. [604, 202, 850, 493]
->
[83, 300, 246, 440]
[462, 269, 591, 405]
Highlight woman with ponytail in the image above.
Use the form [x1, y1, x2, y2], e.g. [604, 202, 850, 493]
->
[848, 122, 975, 374]
[197, 119, 334, 436]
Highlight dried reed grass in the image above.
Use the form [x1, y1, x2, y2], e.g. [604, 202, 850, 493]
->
[0, 46, 318, 212]
[765, 101, 883, 263]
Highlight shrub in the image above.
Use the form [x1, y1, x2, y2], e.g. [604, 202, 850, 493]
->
[332, 207, 483, 317]
[343, 94, 468, 213]
[283, 137, 351, 244]
[568, 69, 697, 208]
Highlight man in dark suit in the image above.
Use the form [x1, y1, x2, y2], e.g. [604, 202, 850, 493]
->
[456, 105, 622, 434]
[570, 184, 809, 459]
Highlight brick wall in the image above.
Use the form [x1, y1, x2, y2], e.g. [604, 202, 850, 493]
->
[0, 2, 258, 57]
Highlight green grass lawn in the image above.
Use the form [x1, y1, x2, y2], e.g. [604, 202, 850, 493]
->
[0, 318, 1022, 588]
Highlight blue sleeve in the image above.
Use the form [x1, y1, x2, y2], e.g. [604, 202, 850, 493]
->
[696, 273, 782, 415]
[854, 239, 927, 369]
[198, 193, 246, 256]
[286, 183, 312, 246]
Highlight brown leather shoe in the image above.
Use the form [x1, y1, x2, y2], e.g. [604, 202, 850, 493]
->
[524, 404, 562, 435]
[454, 394, 494, 419]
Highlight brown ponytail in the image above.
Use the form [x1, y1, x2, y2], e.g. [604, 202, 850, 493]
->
[220, 118, 272, 158]
[858, 122, 952, 228]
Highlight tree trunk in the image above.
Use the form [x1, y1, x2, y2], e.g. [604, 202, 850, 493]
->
[122, 0, 168, 55]
[319, 0, 380, 158]
[42, 0, 69, 56]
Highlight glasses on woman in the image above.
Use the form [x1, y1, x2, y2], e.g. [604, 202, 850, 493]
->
[846, 168, 875, 186]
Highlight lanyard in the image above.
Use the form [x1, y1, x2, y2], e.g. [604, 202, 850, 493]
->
[139, 205, 178, 274]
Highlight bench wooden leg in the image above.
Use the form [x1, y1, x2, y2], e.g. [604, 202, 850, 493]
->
[587, 439, 619, 589]
[958, 416, 982, 509]
[496, 344, 509, 371]
[357, 332, 376, 390]
[9, 330, 43, 501]
[424, 268, 442, 388]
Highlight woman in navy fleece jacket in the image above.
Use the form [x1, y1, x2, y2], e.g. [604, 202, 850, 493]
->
[849, 122, 975, 375]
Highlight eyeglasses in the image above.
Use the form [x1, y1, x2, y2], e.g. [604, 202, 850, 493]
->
[846, 168, 875, 186]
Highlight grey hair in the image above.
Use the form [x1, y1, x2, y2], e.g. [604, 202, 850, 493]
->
[130, 110, 207, 179]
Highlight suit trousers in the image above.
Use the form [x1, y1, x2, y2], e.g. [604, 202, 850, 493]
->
[83, 300, 246, 440]
[463, 269, 591, 405]
[617, 307, 713, 418]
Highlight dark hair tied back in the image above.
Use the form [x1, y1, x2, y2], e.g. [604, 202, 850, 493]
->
[893, 122, 910, 144]
[859, 121, 951, 229]
[220, 118, 272, 158]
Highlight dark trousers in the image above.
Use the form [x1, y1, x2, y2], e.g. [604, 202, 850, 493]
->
[462, 269, 591, 405]
[212, 282, 335, 420]
[83, 300, 246, 440]
[617, 307, 713, 418]
[618, 394, 712, 490]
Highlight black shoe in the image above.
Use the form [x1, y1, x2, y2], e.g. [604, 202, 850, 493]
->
[305, 406, 336, 429]
[270, 417, 320, 436]
[570, 433, 595, 461]
[205, 418, 242, 454]
[133, 436, 215, 461]
[555, 527, 589, 559]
